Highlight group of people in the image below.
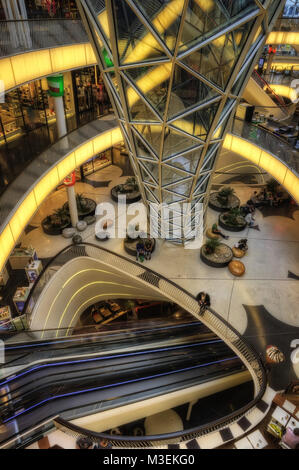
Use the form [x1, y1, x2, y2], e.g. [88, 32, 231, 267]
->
[234, 238, 248, 252]
[249, 189, 283, 208]
[136, 238, 154, 262]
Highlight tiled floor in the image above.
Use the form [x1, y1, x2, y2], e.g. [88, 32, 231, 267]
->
[18, 166, 299, 390]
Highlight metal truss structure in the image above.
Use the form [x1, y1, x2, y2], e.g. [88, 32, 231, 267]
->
[77, 0, 285, 243]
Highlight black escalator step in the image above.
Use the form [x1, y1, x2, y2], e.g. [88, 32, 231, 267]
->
[186, 439, 200, 449]
[237, 416, 251, 431]
[219, 427, 233, 442]
[168, 444, 180, 449]
[256, 399, 268, 413]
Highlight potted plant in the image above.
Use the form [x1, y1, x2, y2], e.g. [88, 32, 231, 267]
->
[63, 193, 96, 219]
[200, 238, 233, 267]
[219, 207, 247, 232]
[111, 177, 141, 203]
[42, 209, 71, 235]
[209, 186, 240, 212]
[204, 238, 221, 255]
[217, 187, 235, 206]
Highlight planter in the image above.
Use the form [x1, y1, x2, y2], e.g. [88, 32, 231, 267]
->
[63, 198, 96, 219]
[209, 192, 240, 212]
[111, 185, 141, 204]
[42, 216, 71, 236]
[124, 236, 156, 257]
[200, 243, 233, 268]
[218, 212, 247, 232]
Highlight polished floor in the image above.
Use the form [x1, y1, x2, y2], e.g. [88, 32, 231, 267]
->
[19, 163, 299, 391]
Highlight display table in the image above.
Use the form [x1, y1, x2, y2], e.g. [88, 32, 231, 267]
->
[271, 406, 291, 426]
[25, 260, 42, 283]
[9, 247, 37, 270]
[247, 430, 268, 449]
[13, 287, 34, 314]
[0, 306, 12, 329]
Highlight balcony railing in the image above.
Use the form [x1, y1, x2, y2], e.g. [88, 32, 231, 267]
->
[232, 117, 299, 175]
[0, 19, 89, 58]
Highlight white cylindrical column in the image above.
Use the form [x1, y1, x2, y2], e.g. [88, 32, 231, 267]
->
[67, 185, 79, 228]
[53, 95, 67, 138]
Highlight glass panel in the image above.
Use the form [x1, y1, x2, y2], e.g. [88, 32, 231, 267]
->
[179, 0, 257, 52]
[125, 63, 171, 118]
[166, 179, 193, 197]
[141, 167, 157, 185]
[163, 127, 199, 158]
[134, 124, 162, 155]
[133, 0, 184, 52]
[162, 189, 185, 203]
[162, 166, 190, 186]
[134, 133, 157, 160]
[182, 21, 254, 90]
[193, 174, 209, 195]
[88, 1, 111, 48]
[140, 160, 159, 182]
[170, 101, 219, 139]
[165, 148, 203, 175]
[168, 64, 219, 118]
[125, 84, 160, 122]
[144, 186, 159, 203]
[113, 0, 168, 64]
[200, 142, 219, 172]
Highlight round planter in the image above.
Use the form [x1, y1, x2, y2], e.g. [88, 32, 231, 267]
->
[111, 186, 141, 204]
[42, 216, 71, 236]
[124, 236, 156, 257]
[63, 198, 96, 219]
[208, 192, 240, 212]
[218, 213, 247, 232]
[200, 243, 233, 268]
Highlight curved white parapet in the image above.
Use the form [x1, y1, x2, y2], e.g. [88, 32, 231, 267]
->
[223, 133, 299, 203]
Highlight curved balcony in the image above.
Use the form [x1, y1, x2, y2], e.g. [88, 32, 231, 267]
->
[231, 117, 299, 175]
[0, 19, 88, 59]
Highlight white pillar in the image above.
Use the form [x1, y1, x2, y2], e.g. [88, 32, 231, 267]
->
[67, 185, 78, 228]
[53, 95, 67, 138]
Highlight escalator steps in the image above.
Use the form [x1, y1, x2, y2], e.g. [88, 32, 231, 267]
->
[186, 439, 200, 449]
[220, 427, 233, 442]
[237, 415, 251, 431]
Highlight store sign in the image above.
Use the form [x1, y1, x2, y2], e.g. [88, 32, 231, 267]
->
[102, 48, 114, 68]
[47, 74, 64, 97]
[64, 172, 76, 187]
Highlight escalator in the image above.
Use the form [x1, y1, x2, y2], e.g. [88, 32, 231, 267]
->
[243, 71, 288, 120]
[0, 322, 247, 448]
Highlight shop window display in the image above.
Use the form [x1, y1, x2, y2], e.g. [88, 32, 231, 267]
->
[24, 0, 79, 19]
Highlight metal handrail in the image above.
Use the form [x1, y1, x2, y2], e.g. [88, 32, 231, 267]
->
[252, 70, 287, 109]
[0, 18, 88, 59]
[232, 117, 299, 175]
[18, 241, 266, 447]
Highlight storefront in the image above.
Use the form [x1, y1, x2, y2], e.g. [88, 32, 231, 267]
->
[72, 66, 111, 126]
[0, 72, 75, 146]
[0, 66, 111, 195]
[75, 148, 113, 180]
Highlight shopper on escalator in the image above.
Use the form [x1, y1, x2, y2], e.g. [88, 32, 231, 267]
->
[196, 292, 211, 315]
